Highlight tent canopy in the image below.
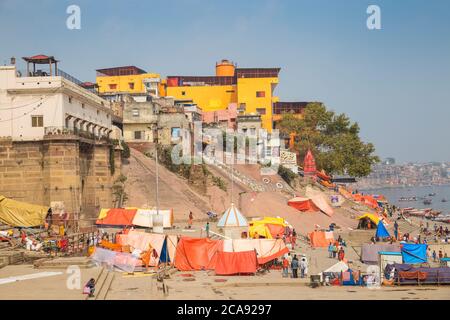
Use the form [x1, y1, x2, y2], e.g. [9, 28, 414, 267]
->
[401, 243, 428, 264]
[96, 208, 137, 226]
[288, 197, 320, 212]
[305, 186, 334, 216]
[249, 217, 287, 239]
[174, 237, 223, 271]
[0, 195, 49, 227]
[308, 231, 334, 248]
[215, 250, 258, 275]
[375, 220, 390, 238]
[323, 261, 349, 273]
[217, 203, 248, 227]
[358, 213, 381, 225]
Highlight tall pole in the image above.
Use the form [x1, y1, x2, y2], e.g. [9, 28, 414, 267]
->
[230, 138, 234, 205]
[155, 143, 160, 216]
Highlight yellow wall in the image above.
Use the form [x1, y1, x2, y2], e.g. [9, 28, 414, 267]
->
[237, 77, 278, 132]
[166, 85, 236, 112]
[96, 73, 160, 94]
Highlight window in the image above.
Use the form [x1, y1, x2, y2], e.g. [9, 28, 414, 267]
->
[181, 91, 186, 96]
[81, 103, 85, 109]
[68, 96, 73, 103]
[256, 108, 266, 115]
[134, 131, 142, 140]
[109, 84, 117, 90]
[128, 82, 135, 90]
[31, 115, 43, 127]
[256, 91, 265, 98]
[132, 108, 139, 117]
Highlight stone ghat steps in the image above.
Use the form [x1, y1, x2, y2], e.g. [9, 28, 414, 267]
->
[34, 256, 94, 269]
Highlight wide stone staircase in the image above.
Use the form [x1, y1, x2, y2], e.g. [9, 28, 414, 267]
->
[204, 154, 294, 194]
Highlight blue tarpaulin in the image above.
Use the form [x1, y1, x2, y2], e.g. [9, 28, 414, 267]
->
[375, 222, 390, 238]
[401, 243, 428, 264]
[159, 238, 170, 263]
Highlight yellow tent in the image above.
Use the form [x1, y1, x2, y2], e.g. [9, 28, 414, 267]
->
[0, 195, 49, 227]
[97, 208, 110, 220]
[249, 224, 273, 239]
[357, 213, 380, 225]
[248, 217, 288, 239]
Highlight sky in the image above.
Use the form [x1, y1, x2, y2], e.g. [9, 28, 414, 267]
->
[1, 0, 449, 163]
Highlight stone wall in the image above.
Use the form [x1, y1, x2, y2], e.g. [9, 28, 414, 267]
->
[0, 137, 120, 227]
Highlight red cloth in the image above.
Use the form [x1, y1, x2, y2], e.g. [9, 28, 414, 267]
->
[288, 199, 320, 212]
[266, 224, 285, 238]
[308, 231, 334, 248]
[215, 250, 258, 275]
[399, 271, 427, 280]
[96, 208, 137, 226]
[174, 237, 223, 271]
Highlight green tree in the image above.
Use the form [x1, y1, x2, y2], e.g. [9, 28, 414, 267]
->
[278, 102, 379, 177]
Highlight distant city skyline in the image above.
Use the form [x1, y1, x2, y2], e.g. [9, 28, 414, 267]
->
[1, 0, 449, 162]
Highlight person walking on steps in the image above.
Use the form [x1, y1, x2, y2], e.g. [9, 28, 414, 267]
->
[205, 222, 210, 238]
[291, 255, 299, 278]
[188, 211, 194, 229]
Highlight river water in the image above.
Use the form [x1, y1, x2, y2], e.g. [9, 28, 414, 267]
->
[362, 185, 450, 214]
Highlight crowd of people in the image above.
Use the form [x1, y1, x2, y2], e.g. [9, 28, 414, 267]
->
[327, 235, 346, 262]
[281, 253, 308, 279]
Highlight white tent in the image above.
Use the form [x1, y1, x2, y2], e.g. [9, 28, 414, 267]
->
[132, 209, 174, 228]
[319, 261, 349, 282]
[217, 203, 248, 228]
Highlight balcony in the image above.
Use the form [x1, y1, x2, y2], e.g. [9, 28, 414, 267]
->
[44, 126, 112, 144]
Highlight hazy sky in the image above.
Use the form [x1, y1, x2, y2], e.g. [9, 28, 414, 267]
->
[1, 0, 449, 163]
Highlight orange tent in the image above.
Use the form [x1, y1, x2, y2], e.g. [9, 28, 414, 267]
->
[174, 237, 223, 271]
[308, 231, 334, 248]
[362, 196, 379, 209]
[96, 208, 137, 226]
[288, 197, 320, 212]
[266, 224, 285, 238]
[215, 250, 258, 275]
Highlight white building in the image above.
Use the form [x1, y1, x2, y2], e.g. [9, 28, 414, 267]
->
[0, 61, 113, 141]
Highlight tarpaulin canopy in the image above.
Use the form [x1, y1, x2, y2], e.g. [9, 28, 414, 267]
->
[174, 237, 223, 271]
[363, 195, 380, 209]
[91, 247, 138, 273]
[358, 213, 381, 225]
[132, 209, 174, 228]
[401, 243, 428, 264]
[0, 195, 49, 227]
[215, 250, 258, 275]
[376, 221, 390, 238]
[217, 203, 248, 227]
[361, 244, 401, 264]
[323, 261, 349, 273]
[288, 197, 320, 212]
[117, 230, 178, 265]
[98, 208, 109, 220]
[308, 231, 334, 248]
[248, 217, 287, 239]
[305, 186, 334, 216]
[387, 263, 450, 284]
[96, 208, 137, 226]
[223, 238, 289, 265]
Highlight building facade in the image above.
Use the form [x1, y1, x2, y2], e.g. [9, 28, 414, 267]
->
[0, 59, 120, 225]
[96, 66, 161, 99]
[122, 96, 190, 146]
[163, 60, 280, 132]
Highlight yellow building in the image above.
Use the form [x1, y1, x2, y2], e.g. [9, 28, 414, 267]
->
[163, 60, 281, 132]
[96, 66, 161, 96]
